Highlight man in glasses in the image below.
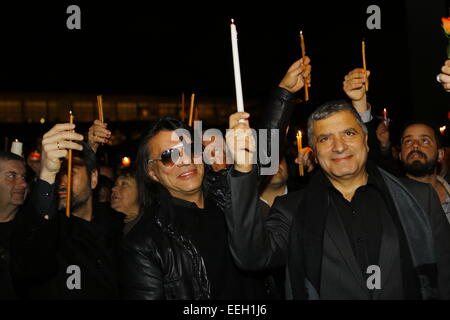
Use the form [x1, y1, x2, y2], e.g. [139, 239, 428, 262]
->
[120, 118, 275, 299]
[120, 57, 311, 299]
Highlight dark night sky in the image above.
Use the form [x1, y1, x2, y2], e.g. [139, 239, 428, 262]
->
[0, 1, 447, 127]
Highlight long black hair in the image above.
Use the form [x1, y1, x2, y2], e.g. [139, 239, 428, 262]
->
[135, 117, 194, 211]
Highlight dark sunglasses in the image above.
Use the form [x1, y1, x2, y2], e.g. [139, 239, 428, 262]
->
[147, 142, 199, 167]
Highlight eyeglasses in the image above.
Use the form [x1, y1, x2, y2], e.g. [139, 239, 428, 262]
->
[147, 142, 198, 167]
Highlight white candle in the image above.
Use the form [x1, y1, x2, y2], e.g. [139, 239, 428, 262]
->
[11, 139, 23, 157]
[230, 19, 245, 113]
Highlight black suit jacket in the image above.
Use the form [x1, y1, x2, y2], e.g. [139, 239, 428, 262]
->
[226, 165, 450, 299]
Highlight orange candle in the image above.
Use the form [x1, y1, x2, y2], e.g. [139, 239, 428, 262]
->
[188, 93, 195, 127]
[296, 130, 304, 176]
[300, 31, 309, 102]
[66, 109, 74, 217]
[362, 40, 369, 92]
[97, 95, 104, 122]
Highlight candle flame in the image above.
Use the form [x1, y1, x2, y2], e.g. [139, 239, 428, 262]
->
[297, 130, 302, 137]
[300, 30, 303, 35]
[122, 157, 131, 166]
[231, 18, 234, 24]
[440, 126, 446, 134]
[383, 108, 386, 113]
[14, 139, 18, 142]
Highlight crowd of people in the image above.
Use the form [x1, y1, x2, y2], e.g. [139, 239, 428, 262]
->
[0, 57, 449, 300]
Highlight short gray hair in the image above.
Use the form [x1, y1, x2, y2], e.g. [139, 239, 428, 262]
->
[307, 100, 368, 149]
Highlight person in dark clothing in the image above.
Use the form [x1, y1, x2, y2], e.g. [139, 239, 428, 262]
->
[0, 151, 28, 299]
[226, 98, 450, 299]
[111, 166, 142, 235]
[120, 119, 269, 299]
[120, 57, 311, 300]
[11, 123, 124, 299]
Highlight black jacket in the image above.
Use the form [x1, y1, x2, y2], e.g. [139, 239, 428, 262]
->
[11, 180, 124, 299]
[119, 88, 295, 299]
[120, 168, 228, 299]
[226, 165, 450, 299]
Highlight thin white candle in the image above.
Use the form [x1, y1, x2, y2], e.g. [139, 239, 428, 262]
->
[230, 19, 245, 113]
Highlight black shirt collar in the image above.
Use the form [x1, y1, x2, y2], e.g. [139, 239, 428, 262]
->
[321, 161, 381, 196]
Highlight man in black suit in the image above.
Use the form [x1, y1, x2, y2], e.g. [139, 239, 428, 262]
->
[226, 96, 450, 299]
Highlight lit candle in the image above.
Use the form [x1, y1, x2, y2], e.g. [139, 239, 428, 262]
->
[66, 109, 74, 218]
[11, 139, 23, 157]
[296, 131, 304, 176]
[230, 19, 245, 113]
[122, 156, 131, 167]
[440, 126, 446, 135]
[383, 108, 388, 125]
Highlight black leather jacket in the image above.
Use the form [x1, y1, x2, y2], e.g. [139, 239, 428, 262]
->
[119, 87, 296, 300]
[120, 167, 229, 300]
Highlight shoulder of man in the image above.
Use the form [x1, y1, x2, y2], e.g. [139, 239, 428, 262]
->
[272, 189, 305, 216]
[122, 208, 161, 251]
[397, 176, 435, 200]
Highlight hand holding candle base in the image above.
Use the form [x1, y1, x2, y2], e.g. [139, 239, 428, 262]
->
[279, 57, 311, 94]
[226, 112, 255, 173]
[88, 120, 111, 152]
[39, 123, 84, 185]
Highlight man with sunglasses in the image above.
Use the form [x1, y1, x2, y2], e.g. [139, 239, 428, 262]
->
[120, 118, 275, 299]
[120, 57, 311, 299]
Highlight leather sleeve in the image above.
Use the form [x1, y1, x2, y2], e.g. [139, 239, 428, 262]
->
[120, 235, 164, 300]
[226, 166, 294, 271]
[257, 87, 296, 157]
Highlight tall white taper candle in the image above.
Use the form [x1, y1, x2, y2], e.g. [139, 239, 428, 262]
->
[230, 19, 245, 113]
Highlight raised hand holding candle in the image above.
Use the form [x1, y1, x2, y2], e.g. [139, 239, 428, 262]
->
[297, 131, 304, 177]
[230, 19, 245, 113]
[11, 139, 23, 157]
